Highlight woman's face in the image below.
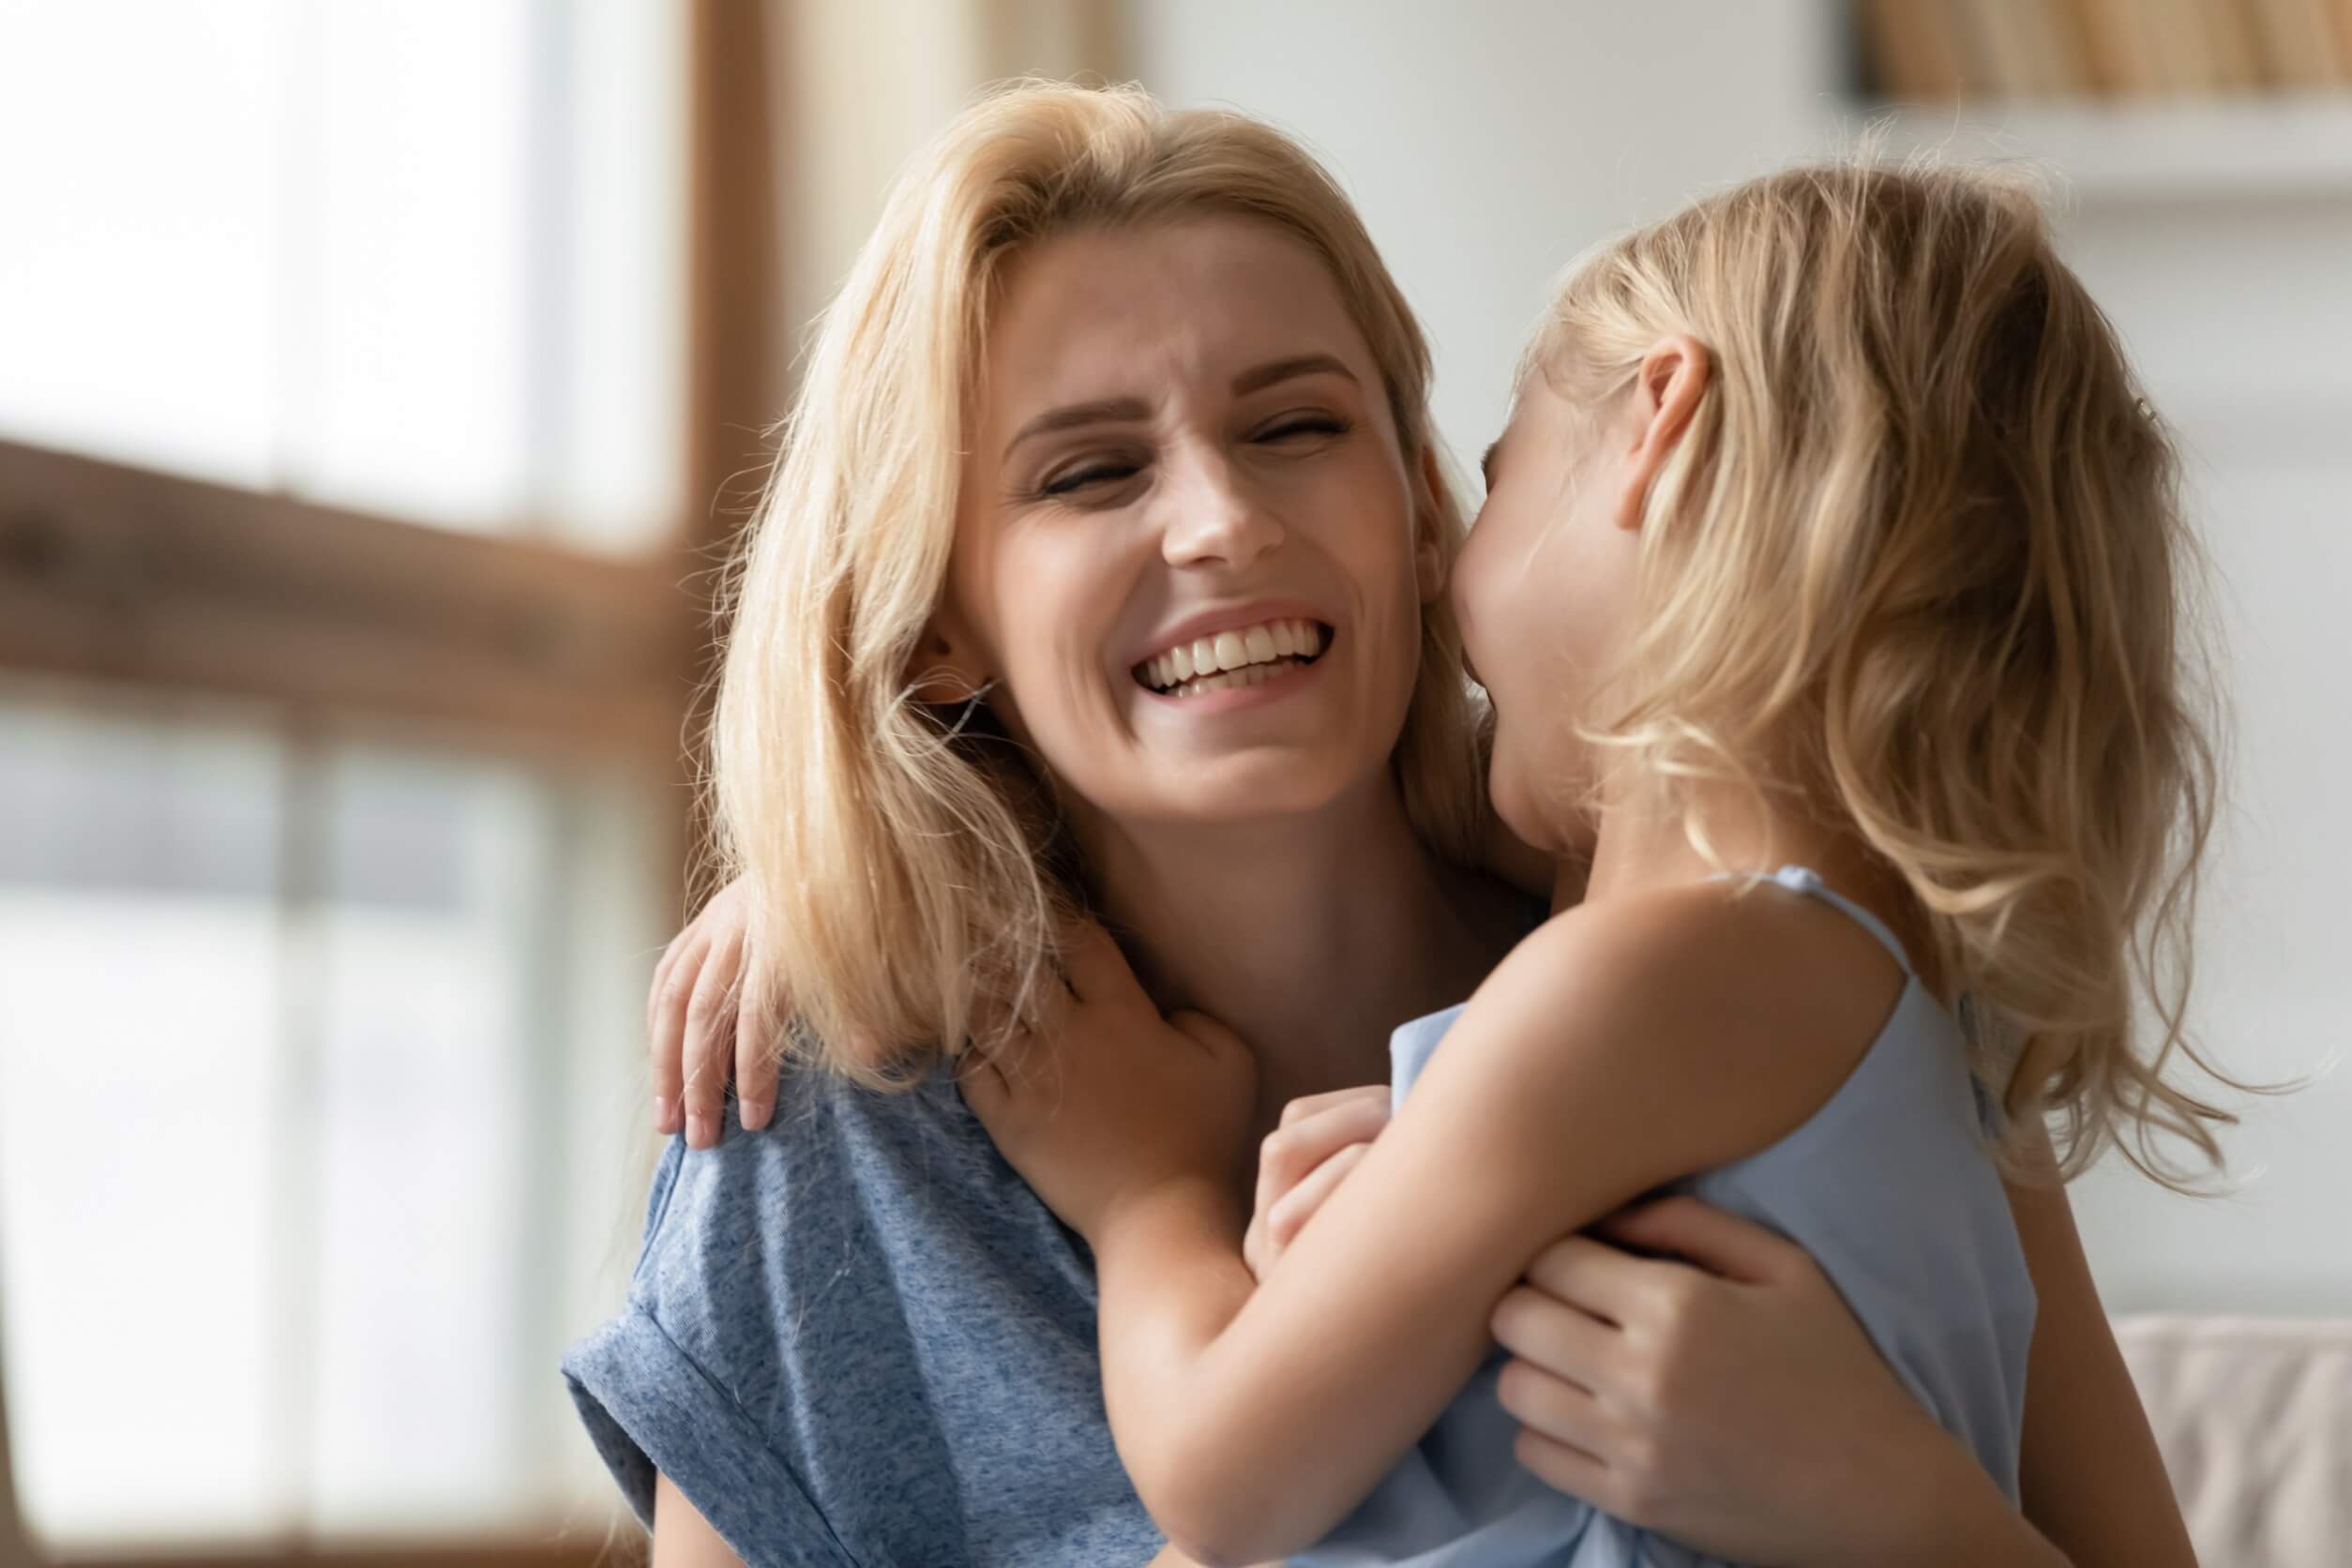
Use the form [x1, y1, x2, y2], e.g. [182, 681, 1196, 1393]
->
[942, 215, 1440, 835]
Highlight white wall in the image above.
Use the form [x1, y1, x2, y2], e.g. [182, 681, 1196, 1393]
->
[2050, 193, 2352, 1314]
[1130, 0, 1847, 469]
[1130, 0, 2352, 1315]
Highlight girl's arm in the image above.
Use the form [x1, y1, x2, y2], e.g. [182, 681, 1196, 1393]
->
[972, 892, 1870, 1565]
[1250, 1089, 2192, 1565]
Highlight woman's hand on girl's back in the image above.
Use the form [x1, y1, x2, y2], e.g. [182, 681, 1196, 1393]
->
[962, 922, 1258, 1244]
[646, 877, 788, 1150]
[1491, 1197, 2060, 1568]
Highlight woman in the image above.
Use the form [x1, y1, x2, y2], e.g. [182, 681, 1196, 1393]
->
[569, 82, 2188, 1567]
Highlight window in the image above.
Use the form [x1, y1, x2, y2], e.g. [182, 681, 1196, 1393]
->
[0, 0, 721, 1552]
[0, 0, 686, 548]
[0, 689, 659, 1544]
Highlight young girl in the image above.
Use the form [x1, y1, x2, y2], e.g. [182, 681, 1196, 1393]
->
[965, 160, 2230, 1566]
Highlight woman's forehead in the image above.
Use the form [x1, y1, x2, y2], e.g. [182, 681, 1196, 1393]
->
[980, 216, 1379, 429]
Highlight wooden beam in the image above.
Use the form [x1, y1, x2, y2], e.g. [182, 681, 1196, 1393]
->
[671, 0, 790, 900]
[0, 439, 698, 761]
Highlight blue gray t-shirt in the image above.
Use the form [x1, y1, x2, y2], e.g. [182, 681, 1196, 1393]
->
[562, 1063, 1161, 1566]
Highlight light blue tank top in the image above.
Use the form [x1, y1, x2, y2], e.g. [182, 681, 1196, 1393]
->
[1296, 866, 2037, 1567]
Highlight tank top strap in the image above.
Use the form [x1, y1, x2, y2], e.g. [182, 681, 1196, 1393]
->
[1717, 864, 1917, 979]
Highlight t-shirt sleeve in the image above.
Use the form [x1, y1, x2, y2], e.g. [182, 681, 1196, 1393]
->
[562, 1123, 861, 1568]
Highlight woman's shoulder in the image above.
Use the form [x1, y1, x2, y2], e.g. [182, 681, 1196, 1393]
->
[636, 1058, 1061, 1288]
[567, 1054, 1142, 1562]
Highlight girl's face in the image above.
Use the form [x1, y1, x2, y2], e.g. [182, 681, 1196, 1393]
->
[1452, 376, 1642, 855]
[937, 215, 1442, 837]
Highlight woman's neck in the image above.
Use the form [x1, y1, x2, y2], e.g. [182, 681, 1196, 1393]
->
[1075, 776, 1520, 1130]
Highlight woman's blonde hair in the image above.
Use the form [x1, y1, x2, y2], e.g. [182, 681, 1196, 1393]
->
[709, 81, 1487, 1087]
[1529, 159, 2235, 1185]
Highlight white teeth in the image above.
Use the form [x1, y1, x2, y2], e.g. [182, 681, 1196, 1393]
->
[1141, 617, 1328, 693]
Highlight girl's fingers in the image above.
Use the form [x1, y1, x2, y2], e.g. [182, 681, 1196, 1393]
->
[1490, 1281, 1618, 1394]
[680, 922, 746, 1148]
[1058, 918, 1141, 1006]
[647, 924, 689, 1047]
[1265, 1139, 1370, 1250]
[1257, 1092, 1392, 1210]
[648, 929, 709, 1137]
[731, 956, 787, 1132]
[1277, 1083, 1392, 1128]
[733, 980, 781, 1132]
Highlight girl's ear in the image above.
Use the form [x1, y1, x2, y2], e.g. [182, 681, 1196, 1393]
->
[1615, 334, 1711, 533]
[902, 608, 995, 704]
[1411, 442, 1450, 604]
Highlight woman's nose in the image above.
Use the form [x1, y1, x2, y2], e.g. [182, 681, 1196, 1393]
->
[1158, 452, 1285, 571]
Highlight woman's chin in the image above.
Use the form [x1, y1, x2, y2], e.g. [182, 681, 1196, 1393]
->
[1100, 752, 1368, 832]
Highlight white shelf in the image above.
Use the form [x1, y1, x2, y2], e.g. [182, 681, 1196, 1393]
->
[1855, 98, 2352, 201]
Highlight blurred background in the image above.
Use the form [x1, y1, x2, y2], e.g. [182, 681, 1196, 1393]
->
[0, 0, 2344, 1562]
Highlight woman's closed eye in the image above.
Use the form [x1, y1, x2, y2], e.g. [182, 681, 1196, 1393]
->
[1023, 414, 1349, 503]
[1032, 450, 1151, 501]
[1252, 412, 1351, 447]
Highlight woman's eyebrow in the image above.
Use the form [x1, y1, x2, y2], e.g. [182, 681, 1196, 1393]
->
[1003, 396, 1152, 460]
[1231, 353, 1358, 396]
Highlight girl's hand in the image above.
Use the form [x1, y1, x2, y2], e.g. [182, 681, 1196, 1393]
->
[962, 923, 1257, 1244]
[649, 878, 820, 1150]
[1244, 1086, 1392, 1282]
[1491, 1196, 2003, 1568]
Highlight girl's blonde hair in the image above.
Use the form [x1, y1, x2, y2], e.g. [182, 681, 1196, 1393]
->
[709, 81, 1487, 1087]
[1530, 159, 2234, 1185]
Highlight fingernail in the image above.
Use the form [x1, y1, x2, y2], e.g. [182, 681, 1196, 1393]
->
[688, 1113, 714, 1148]
[653, 1095, 674, 1132]
[741, 1098, 772, 1130]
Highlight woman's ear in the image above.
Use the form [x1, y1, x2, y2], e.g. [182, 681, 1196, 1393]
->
[903, 610, 995, 705]
[1615, 333, 1711, 533]
[1411, 442, 1450, 604]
